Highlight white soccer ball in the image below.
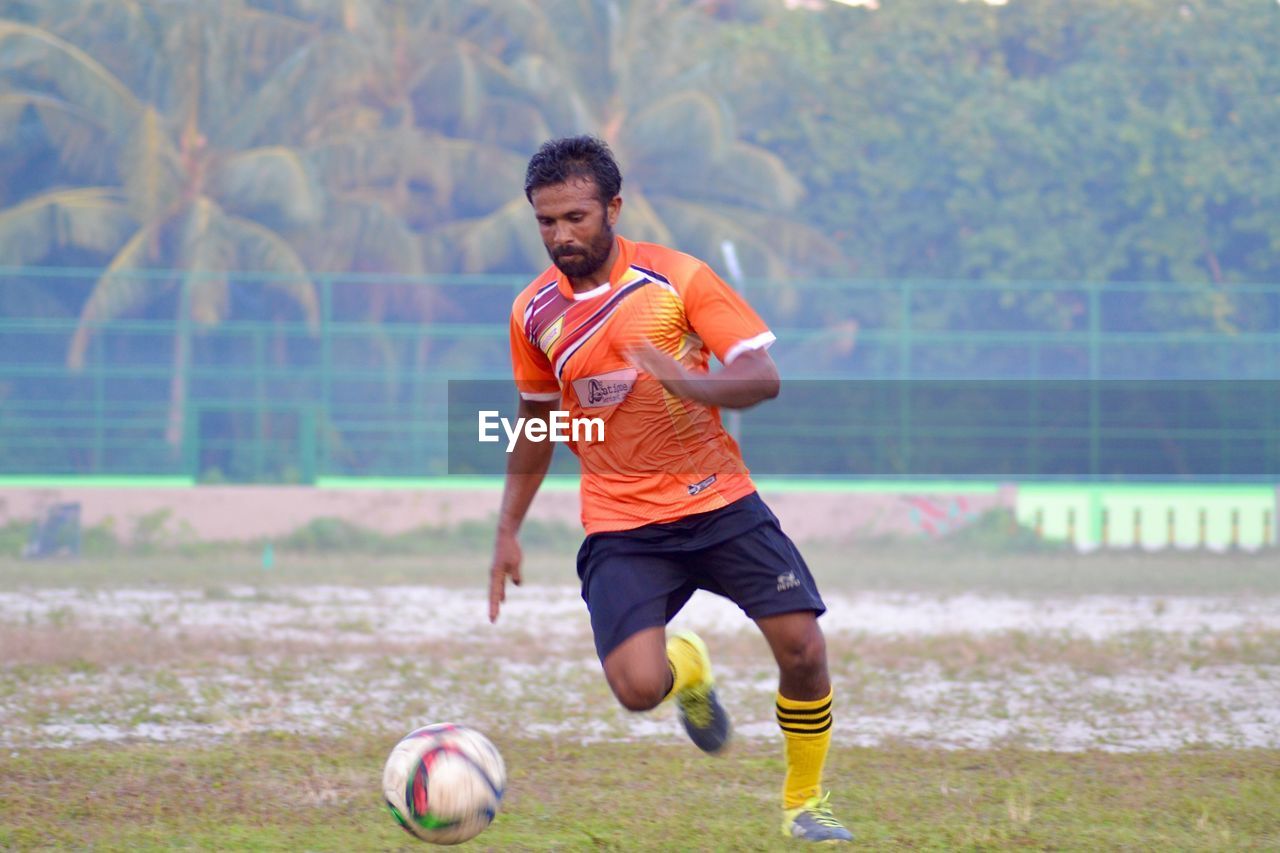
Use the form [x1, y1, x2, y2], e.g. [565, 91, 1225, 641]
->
[382, 723, 507, 845]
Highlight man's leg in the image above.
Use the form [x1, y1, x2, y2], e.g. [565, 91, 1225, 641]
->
[579, 535, 695, 710]
[758, 611, 852, 843]
[600, 624, 731, 753]
[756, 611, 833, 804]
[679, 495, 850, 838]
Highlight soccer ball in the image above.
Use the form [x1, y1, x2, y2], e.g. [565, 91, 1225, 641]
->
[382, 723, 506, 845]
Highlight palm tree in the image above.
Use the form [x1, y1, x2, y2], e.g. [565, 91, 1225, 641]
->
[268, 0, 835, 279]
[256, 0, 554, 274]
[253, 0, 559, 400]
[0, 6, 324, 448]
[432, 0, 842, 279]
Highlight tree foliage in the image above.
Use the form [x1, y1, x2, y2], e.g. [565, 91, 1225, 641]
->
[718, 0, 1279, 292]
[1, 0, 1277, 297]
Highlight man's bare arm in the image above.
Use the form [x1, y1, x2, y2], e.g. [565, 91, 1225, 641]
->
[488, 397, 557, 622]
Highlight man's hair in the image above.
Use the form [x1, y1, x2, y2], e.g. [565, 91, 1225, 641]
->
[524, 135, 622, 206]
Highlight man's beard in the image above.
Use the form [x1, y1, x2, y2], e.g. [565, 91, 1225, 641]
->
[550, 225, 614, 279]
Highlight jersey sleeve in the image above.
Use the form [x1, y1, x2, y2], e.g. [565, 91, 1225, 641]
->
[509, 302, 561, 401]
[682, 263, 776, 365]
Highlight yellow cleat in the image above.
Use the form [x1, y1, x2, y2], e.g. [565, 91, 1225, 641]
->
[668, 631, 731, 754]
[782, 793, 853, 843]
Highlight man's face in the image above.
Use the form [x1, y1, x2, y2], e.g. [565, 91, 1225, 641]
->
[531, 178, 620, 279]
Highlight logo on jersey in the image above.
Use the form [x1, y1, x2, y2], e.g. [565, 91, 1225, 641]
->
[573, 368, 637, 409]
[687, 474, 717, 496]
[537, 317, 564, 353]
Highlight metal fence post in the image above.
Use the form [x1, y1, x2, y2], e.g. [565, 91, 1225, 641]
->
[320, 274, 333, 478]
[1088, 282, 1101, 480]
[301, 407, 317, 483]
[900, 281, 913, 476]
[93, 333, 105, 474]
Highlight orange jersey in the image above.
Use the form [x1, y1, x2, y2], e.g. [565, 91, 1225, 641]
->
[509, 235, 776, 533]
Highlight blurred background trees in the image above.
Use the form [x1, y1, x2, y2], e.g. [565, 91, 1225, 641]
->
[2, 0, 1276, 480]
[1, 0, 1277, 306]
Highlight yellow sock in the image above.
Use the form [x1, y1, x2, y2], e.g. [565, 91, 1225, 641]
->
[777, 689, 834, 809]
[663, 634, 706, 701]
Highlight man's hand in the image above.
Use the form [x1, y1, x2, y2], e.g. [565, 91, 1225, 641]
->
[488, 528, 523, 623]
[627, 341, 699, 400]
[628, 341, 780, 410]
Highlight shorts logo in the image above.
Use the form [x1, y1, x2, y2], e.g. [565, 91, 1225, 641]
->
[776, 571, 801, 592]
[687, 474, 717, 496]
[572, 368, 636, 409]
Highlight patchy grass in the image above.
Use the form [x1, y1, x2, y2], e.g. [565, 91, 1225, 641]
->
[4, 609, 1277, 674]
[2, 581, 1277, 751]
[0, 514, 584, 561]
[0, 552, 553, 590]
[801, 544, 1280, 597]
[0, 735, 1276, 850]
[3, 543, 1279, 597]
[2, 526, 1276, 847]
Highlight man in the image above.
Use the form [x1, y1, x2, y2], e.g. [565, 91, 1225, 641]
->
[487, 135, 852, 844]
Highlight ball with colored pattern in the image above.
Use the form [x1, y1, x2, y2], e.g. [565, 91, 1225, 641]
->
[382, 723, 506, 845]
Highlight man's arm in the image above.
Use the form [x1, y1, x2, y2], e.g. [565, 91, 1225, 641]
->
[488, 396, 557, 623]
[628, 343, 780, 410]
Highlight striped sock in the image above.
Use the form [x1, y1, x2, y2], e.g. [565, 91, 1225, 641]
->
[776, 689, 834, 809]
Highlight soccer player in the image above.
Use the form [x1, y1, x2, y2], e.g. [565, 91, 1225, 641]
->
[487, 135, 852, 844]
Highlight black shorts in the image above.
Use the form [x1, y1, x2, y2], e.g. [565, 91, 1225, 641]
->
[575, 492, 827, 661]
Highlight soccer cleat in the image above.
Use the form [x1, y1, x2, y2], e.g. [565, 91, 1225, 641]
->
[669, 630, 732, 754]
[781, 793, 854, 844]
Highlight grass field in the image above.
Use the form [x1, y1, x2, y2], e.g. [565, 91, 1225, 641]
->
[2, 538, 1279, 849]
[3, 736, 1277, 850]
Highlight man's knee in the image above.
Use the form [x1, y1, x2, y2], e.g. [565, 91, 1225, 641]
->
[608, 671, 668, 712]
[601, 626, 670, 712]
[775, 623, 828, 677]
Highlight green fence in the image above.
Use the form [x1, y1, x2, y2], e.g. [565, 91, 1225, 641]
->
[1, 267, 1278, 482]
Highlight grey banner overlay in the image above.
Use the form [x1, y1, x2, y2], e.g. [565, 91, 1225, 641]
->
[447, 380, 1280, 479]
